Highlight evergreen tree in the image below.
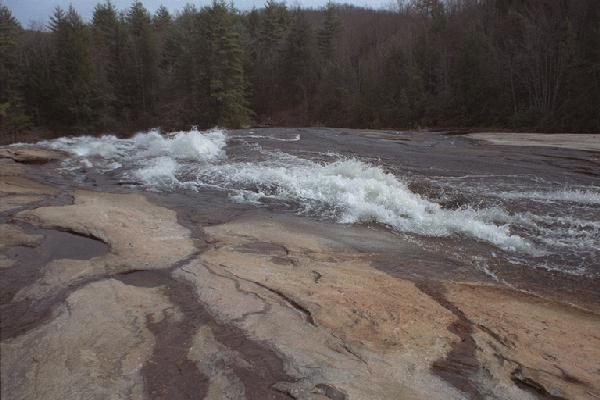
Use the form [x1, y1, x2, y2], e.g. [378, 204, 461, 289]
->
[153, 5, 172, 31]
[91, 1, 125, 129]
[377, 47, 424, 128]
[253, 1, 290, 117]
[316, 3, 346, 125]
[205, 1, 252, 127]
[0, 6, 30, 134]
[3, 0, 600, 135]
[48, 6, 96, 131]
[317, 2, 341, 61]
[161, 5, 210, 127]
[124, 1, 158, 125]
[280, 10, 315, 118]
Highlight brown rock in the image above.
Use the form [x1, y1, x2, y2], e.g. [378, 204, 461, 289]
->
[14, 190, 195, 300]
[0, 175, 58, 213]
[177, 216, 468, 400]
[1, 279, 177, 400]
[0, 224, 43, 250]
[445, 283, 600, 400]
[0, 147, 66, 164]
[0, 224, 43, 269]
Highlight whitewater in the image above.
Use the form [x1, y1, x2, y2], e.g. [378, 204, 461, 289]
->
[31, 127, 600, 277]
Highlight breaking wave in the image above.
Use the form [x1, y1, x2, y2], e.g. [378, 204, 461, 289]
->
[33, 128, 600, 266]
[40, 128, 226, 173]
[199, 157, 533, 252]
[133, 129, 226, 161]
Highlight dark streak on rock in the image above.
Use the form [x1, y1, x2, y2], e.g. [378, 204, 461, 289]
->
[330, 332, 367, 365]
[0, 226, 110, 340]
[416, 281, 483, 400]
[118, 269, 208, 400]
[237, 241, 289, 257]
[315, 383, 348, 400]
[511, 367, 567, 400]
[311, 270, 322, 283]
[252, 280, 317, 327]
[133, 193, 298, 400]
[215, 263, 318, 328]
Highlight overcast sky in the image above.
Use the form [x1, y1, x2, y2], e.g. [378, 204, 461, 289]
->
[5, 0, 390, 26]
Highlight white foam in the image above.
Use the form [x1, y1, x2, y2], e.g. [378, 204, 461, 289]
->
[37, 128, 227, 172]
[31, 128, 599, 260]
[229, 133, 301, 142]
[44, 135, 124, 158]
[134, 128, 226, 161]
[201, 157, 534, 252]
[133, 157, 179, 186]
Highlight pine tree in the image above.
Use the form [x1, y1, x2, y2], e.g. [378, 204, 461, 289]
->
[160, 5, 209, 127]
[153, 5, 172, 31]
[0, 6, 30, 135]
[205, 1, 252, 127]
[124, 1, 158, 125]
[317, 2, 341, 61]
[253, 1, 290, 117]
[280, 10, 315, 116]
[316, 3, 347, 125]
[48, 6, 96, 131]
[91, 1, 125, 129]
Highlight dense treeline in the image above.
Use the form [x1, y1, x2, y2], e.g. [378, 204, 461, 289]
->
[1, 0, 599, 137]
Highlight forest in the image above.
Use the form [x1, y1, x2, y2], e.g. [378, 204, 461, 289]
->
[0, 0, 599, 138]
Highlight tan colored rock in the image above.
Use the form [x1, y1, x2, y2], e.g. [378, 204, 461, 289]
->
[0, 176, 58, 196]
[0, 224, 43, 250]
[0, 175, 57, 213]
[188, 325, 247, 400]
[0, 195, 45, 213]
[469, 132, 600, 152]
[1, 279, 176, 400]
[0, 160, 25, 176]
[14, 190, 195, 300]
[0, 148, 61, 213]
[203, 218, 456, 352]
[0, 224, 43, 268]
[0, 147, 66, 164]
[446, 283, 600, 400]
[177, 216, 472, 400]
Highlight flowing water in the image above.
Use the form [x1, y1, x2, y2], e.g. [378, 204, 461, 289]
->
[26, 127, 600, 300]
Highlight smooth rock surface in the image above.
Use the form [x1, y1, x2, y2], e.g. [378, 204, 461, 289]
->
[176, 217, 475, 400]
[1, 279, 176, 400]
[446, 283, 600, 400]
[469, 132, 600, 152]
[14, 190, 196, 301]
[0, 224, 43, 269]
[0, 147, 66, 164]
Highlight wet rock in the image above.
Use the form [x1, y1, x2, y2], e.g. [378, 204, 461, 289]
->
[177, 216, 469, 400]
[0, 196, 46, 213]
[469, 133, 600, 152]
[445, 283, 600, 400]
[0, 224, 43, 269]
[0, 176, 58, 197]
[0, 176, 57, 213]
[13, 190, 195, 301]
[188, 325, 247, 400]
[0, 224, 43, 250]
[0, 148, 66, 164]
[0, 160, 25, 176]
[0, 279, 175, 400]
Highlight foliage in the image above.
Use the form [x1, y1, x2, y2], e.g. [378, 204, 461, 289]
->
[1, 0, 599, 135]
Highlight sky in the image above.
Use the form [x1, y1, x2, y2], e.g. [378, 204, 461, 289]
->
[4, 0, 391, 26]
